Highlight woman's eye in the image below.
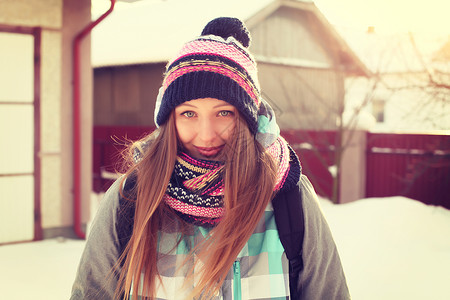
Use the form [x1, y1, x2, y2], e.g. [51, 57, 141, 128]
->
[218, 111, 233, 117]
[182, 111, 195, 118]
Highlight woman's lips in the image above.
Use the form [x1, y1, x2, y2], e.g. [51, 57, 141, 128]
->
[194, 145, 224, 157]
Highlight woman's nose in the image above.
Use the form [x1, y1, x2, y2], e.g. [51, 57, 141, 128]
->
[198, 118, 218, 142]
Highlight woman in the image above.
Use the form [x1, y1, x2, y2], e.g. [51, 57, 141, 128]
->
[71, 17, 349, 300]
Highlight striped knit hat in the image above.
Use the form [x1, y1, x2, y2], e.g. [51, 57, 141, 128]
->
[154, 17, 261, 134]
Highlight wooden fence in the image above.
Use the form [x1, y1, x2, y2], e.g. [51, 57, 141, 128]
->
[93, 126, 450, 209]
[365, 132, 450, 208]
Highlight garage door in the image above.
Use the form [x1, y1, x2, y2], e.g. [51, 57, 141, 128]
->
[0, 32, 36, 244]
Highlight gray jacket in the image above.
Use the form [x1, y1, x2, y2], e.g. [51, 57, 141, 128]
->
[70, 175, 350, 299]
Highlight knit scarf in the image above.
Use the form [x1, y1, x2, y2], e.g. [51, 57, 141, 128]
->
[164, 152, 225, 226]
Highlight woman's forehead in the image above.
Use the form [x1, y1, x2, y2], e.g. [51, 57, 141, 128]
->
[176, 98, 235, 109]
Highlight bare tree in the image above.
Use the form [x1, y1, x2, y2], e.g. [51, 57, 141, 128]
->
[274, 31, 450, 203]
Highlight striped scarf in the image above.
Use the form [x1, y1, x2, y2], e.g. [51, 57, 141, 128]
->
[164, 134, 299, 227]
[164, 152, 225, 226]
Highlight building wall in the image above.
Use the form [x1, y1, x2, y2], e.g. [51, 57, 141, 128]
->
[0, 0, 93, 238]
[94, 63, 166, 126]
[40, 29, 63, 231]
[258, 63, 344, 130]
[58, 0, 92, 235]
[250, 7, 345, 130]
[0, 0, 62, 28]
[250, 7, 334, 66]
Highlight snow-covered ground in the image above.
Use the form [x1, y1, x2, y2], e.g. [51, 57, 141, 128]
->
[1, 196, 449, 300]
[320, 197, 450, 300]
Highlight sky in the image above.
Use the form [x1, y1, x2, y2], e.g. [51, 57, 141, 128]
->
[313, 0, 450, 35]
[92, 0, 450, 35]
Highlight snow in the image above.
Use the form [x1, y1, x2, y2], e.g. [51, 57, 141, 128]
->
[328, 165, 337, 178]
[0, 238, 85, 299]
[1, 196, 449, 300]
[295, 142, 314, 150]
[342, 109, 377, 131]
[319, 196, 450, 300]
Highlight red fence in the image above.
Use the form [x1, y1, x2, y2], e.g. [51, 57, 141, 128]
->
[281, 130, 337, 200]
[93, 126, 155, 192]
[93, 126, 450, 209]
[365, 133, 450, 208]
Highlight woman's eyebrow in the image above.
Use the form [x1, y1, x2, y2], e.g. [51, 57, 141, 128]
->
[213, 104, 235, 109]
[176, 103, 197, 108]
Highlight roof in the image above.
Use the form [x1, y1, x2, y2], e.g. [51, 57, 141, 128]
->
[92, 0, 273, 67]
[91, 0, 368, 77]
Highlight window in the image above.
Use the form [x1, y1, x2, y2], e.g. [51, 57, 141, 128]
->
[372, 98, 385, 122]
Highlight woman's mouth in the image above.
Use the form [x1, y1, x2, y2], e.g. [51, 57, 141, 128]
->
[194, 145, 224, 158]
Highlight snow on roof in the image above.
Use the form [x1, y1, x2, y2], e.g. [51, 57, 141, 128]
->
[91, 0, 274, 67]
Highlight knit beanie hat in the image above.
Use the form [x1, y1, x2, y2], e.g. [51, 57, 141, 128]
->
[154, 17, 261, 134]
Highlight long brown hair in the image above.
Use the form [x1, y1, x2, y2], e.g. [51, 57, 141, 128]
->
[115, 112, 277, 299]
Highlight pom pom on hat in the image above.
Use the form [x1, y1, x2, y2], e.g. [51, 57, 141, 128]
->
[201, 17, 251, 48]
[155, 17, 261, 134]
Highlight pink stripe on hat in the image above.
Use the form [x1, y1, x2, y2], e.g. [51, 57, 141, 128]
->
[172, 39, 257, 72]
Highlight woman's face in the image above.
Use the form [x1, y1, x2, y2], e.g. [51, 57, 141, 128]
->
[174, 98, 237, 160]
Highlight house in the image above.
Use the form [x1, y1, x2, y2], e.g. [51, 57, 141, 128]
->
[430, 36, 450, 103]
[91, 0, 369, 131]
[340, 27, 450, 132]
[0, 0, 99, 243]
[90, 0, 373, 205]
